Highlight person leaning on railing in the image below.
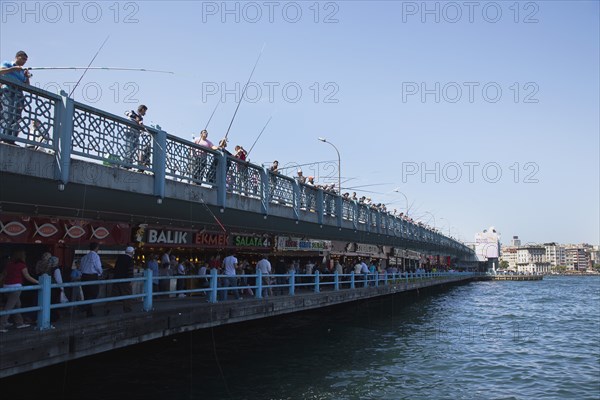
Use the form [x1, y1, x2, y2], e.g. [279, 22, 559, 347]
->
[0, 50, 30, 145]
[79, 242, 103, 317]
[192, 130, 219, 183]
[0, 250, 37, 333]
[123, 105, 148, 169]
[106, 247, 135, 314]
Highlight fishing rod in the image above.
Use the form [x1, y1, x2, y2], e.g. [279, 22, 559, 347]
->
[246, 116, 272, 157]
[277, 160, 337, 171]
[224, 43, 266, 140]
[69, 35, 110, 97]
[199, 197, 227, 233]
[204, 101, 220, 131]
[27, 66, 174, 74]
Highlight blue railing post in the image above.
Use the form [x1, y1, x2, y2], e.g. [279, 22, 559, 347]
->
[384, 271, 388, 286]
[256, 270, 263, 299]
[143, 269, 153, 312]
[364, 273, 368, 288]
[314, 271, 320, 293]
[316, 189, 324, 225]
[291, 181, 300, 220]
[260, 167, 269, 215]
[289, 271, 295, 296]
[350, 271, 355, 289]
[37, 274, 52, 331]
[375, 271, 379, 287]
[335, 195, 343, 228]
[216, 152, 228, 208]
[153, 129, 167, 199]
[209, 269, 218, 303]
[55, 91, 74, 186]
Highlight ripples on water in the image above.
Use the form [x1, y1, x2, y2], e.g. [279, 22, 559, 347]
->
[3, 276, 599, 399]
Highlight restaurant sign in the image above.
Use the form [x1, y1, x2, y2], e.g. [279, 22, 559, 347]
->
[141, 226, 228, 247]
[276, 236, 331, 252]
[233, 234, 272, 248]
[138, 226, 272, 249]
[0, 216, 128, 245]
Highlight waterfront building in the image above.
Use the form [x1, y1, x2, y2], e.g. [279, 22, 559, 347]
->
[565, 247, 591, 271]
[474, 226, 501, 271]
[516, 246, 551, 274]
[500, 246, 518, 271]
[544, 242, 566, 267]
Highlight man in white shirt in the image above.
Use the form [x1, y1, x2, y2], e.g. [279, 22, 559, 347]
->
[255, 256, 272, 298]
[221, 253, 240, 300]
[79, 242, 102, 317]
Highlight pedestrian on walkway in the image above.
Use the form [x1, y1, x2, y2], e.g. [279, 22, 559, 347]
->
[0, 250, 37, 332]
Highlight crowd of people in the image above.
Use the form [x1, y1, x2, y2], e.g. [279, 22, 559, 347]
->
[0, 237, 451, 333]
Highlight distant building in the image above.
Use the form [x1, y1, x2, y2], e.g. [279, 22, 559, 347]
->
[516, 246, 550, 274]
[565, 247, 591, 271]
[511, 236, 521, 247]
[500, 246, 518, 271]
[474, 226, 500, 271]
[589, 245, 600, 267]
[544, 243, 566, 267]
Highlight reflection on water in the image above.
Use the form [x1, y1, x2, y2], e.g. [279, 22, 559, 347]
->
[3, 276, 599, 400]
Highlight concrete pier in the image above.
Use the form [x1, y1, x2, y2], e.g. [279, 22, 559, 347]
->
[0, 275, 470, 378]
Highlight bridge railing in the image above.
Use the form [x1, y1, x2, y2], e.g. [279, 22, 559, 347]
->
[0, 270, 474, 331]
[0, 76, 59, 152]
[225, 156, 263, 199]
[0, 76, 474, 256]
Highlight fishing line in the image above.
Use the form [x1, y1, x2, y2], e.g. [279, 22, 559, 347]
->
[69, 35, 110, 97]
[246, 115, 272, 157]
[224, 43, 266, 140]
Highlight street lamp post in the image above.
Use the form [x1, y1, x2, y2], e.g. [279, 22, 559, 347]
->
[318, 137, 341, 193]
[422, 211, 436, 229]
[439, 217, 451, 237]
[393, 188, 409, 216]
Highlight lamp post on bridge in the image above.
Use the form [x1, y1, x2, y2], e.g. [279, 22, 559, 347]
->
[422, 211, 436, 230]
[318, 137, 341, 193]
[439, 217, 451, 237]
[393, 188, 409, 216]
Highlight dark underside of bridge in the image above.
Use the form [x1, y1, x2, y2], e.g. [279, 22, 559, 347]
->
[0, 171, 458, 254]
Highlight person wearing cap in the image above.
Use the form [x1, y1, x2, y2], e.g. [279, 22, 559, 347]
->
[107, 246, 136, 314]
[0, 50, 30, 144]
[295, 169, 306, 209]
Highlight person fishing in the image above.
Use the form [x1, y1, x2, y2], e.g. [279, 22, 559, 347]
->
[0, 50, 31, 144]
[192, 129, 218, 184]
[124, 104, 148, 169]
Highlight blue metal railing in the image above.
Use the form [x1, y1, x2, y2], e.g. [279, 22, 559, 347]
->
[0, 270, 474, 331]
[0, 75, 474, 257]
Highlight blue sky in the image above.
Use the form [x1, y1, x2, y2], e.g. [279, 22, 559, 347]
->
[1, 0, 598, 245]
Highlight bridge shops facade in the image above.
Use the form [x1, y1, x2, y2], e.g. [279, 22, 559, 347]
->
[0, 213, 458, 274]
